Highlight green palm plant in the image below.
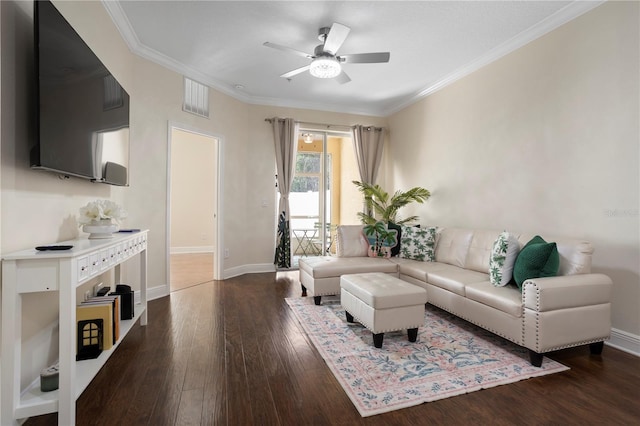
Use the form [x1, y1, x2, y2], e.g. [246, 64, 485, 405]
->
[353, 181, 431, 225]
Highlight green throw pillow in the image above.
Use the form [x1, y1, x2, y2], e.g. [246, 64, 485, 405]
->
[513, 235, 560, 289]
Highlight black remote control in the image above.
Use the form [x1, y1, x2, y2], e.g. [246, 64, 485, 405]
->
[35, 245, 73, 251]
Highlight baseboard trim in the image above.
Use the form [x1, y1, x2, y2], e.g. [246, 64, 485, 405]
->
[606, 328, 640, 357]
[170, 246, 214, 254]
[223, 263, 276, 279]
[135, 285, 169, 303]
[138, 264, 278, 300]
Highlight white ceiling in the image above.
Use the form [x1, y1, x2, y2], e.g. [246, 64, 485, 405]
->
[104, 1, 603, 117]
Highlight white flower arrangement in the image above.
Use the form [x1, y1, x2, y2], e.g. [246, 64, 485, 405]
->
[78, 199, 127, 226]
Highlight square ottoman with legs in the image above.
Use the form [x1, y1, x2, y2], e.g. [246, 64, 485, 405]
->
[340, 273, 428, 348]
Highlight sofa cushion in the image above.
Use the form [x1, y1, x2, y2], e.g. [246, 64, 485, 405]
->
[390, 258, 453, 282]
[435, 228, 474, 267]
[399, 225, 437, 261]
[298, 256, 397, 279]
[489, 231, 520, 287]
[336, 225, 369, 257]
[465, 230, 503, 273]
[513, 236, 560, 289]
[465, 282, 523, 318]
[518, 233, 593, 276]
[553, 239, 593, 276]
[426, 267, 489, 296]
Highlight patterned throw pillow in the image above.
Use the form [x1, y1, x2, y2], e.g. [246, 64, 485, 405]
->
[513, 235, 560, 289]
[387, 222, 402, 256]
[489, 231, 520, 287]
[399, 225, 437, 261]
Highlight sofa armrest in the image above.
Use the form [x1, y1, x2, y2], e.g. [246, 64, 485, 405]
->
[522, 273, 612, 354]
[522, 273, 612, 312]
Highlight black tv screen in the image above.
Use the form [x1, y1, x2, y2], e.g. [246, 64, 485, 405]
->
[32, 0, 130, 186]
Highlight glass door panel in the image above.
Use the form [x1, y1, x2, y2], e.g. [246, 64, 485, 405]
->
[291, 172, 321, 256]
[289, 130, 357, 259]
[291, 134, 327, 257]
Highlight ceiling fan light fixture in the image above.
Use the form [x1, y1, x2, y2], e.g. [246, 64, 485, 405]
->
[309, 56, 341, 79]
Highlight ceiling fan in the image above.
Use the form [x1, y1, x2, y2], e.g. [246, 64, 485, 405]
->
[263, 23, 390, 84]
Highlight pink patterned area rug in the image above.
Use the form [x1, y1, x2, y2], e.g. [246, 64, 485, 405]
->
[285, 297, 569, 417]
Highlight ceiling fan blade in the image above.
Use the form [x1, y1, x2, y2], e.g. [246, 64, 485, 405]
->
[280, 65, 311, 79]
[263, 42, 313, 59]
[323, 23, 350, 55]
[340, 52, 390, 64]
[335, 71, 351, 84]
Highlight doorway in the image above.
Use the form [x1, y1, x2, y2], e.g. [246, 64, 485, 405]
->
[167, 125, 221, 292]
[290, 130, 360, 265]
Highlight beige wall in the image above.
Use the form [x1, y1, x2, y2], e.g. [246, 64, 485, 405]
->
[387, 2, 639, 340]
[170, 128, 216, 252]
[340, 136, 364, 226]
[0, 0, 387, 387]
[2, 0, 637, 393]
[0, 0, 136, 390]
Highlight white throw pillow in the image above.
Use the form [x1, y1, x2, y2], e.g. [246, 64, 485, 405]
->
[399, 225, 437, 262]
[336, 225, 369, 257]
[489, 231, 520, 287]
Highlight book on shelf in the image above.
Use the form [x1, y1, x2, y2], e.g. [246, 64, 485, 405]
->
[110, 284, 134, 320]
[76, 303, 113, 351]
[83, 295, 121, 344]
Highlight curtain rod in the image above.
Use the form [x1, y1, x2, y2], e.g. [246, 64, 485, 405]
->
[264, 118, 383, 132]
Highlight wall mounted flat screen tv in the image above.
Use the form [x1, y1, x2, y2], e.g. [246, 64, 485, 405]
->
[31, 0, 130, 186]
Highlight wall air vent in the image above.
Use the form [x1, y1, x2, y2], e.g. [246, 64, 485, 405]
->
[103, 75, 124, 111]
[183, 77, 209, 118]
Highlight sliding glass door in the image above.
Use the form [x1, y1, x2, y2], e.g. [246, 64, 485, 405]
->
[290, 133, 330, 257]
[289, 130, 361, 261]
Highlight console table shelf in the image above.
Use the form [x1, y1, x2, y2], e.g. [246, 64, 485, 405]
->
[1, 230, 149, 425]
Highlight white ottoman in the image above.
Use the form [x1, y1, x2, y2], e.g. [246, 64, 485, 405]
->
[298, 256, 398, 305]
[340, 273, 428, 348]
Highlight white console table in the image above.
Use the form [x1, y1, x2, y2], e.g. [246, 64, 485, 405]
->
[1, 230, 149, 425]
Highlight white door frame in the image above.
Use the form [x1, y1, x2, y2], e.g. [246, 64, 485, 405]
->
[166, 121, 224, 284]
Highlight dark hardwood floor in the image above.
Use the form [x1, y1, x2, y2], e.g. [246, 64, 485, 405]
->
[26, 271, 640, 425]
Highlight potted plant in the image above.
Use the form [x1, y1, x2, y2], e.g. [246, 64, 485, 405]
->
[363, 221, 398, 258]
[352, 181, 430, 225]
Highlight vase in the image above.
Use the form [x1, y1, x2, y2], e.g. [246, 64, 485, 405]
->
[83, 219, 118, 239]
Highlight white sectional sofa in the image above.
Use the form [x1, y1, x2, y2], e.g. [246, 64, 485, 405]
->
[298, 225, 612, 366]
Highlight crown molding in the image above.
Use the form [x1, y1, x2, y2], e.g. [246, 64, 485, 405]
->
[103, 0, 605, 118]
[385, 0, 606, 116]
[102, 1, 243, 98]
[103, 1, 383, 116]
[102, 0, 140, 53]
[241, 94, 387, 117]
